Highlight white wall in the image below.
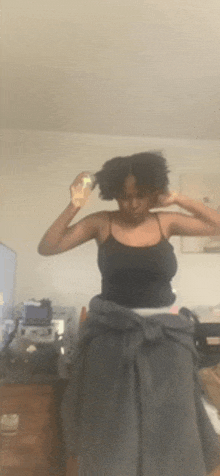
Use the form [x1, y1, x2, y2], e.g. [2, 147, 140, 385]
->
[2, 0, 220, 140]
[1, 129, 220, 315]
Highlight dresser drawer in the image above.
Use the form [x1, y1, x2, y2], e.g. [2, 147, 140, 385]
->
[1, 384, 53, 415]
[0, 383, 65, 476]
[200, 366, 220, 411]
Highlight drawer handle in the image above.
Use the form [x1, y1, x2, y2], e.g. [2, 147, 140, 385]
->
[0, 414, 19, 436]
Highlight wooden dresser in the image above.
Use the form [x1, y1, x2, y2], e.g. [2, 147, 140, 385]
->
[200, 365, 220, 476]
[0, 380, 67, 476]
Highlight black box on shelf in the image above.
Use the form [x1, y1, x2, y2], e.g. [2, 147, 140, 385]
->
[21, 299, 52, 326]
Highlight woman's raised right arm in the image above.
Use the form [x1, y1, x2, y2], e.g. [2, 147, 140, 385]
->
[38, 203, 100, 256]
[37, 172, 100, 256]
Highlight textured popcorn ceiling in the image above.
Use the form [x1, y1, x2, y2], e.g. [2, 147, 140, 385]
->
[1, 0, 220, 139]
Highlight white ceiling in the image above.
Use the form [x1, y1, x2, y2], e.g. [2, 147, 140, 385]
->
[2, 0, 220, 139]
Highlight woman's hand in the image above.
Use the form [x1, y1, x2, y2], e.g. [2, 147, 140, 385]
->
[156, 191, 178, 208]
[70, 172, 94, 208]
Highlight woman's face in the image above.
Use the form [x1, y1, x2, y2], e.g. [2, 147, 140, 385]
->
[116, 175, 158, 223]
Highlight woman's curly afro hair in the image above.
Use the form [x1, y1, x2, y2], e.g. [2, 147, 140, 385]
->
[94, 151, 170, 200]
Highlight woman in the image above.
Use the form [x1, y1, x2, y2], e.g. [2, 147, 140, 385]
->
[38, 152, 220, 475]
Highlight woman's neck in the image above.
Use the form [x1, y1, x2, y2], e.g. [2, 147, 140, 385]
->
[115, 210, 153, 227]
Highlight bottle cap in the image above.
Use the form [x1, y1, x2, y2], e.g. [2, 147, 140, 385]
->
[82, 174, 96, 189]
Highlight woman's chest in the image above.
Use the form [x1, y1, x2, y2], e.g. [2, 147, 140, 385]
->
[98, 241, 177, 280]
[98, 212, 168, 247]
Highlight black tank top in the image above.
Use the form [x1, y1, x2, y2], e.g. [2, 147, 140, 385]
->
[97, 213, 177, 308]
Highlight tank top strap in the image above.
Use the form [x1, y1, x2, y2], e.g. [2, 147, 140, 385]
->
[155, 213, 166, 240]
[108, 212, 113, 237]
[106, 212, 166, 242]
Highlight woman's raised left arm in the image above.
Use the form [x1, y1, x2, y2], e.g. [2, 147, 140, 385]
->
[158, 192, 220, 237]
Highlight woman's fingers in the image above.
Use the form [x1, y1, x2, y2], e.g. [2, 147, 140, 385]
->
[70, 172, 93, 208]
[70, 172, 91, 189]
[157, 191, 178, 207]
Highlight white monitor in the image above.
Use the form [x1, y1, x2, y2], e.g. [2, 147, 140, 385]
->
[0, 243, 16, 321]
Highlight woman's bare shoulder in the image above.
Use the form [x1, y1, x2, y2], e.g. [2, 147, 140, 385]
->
[83, 210, 113, 244]
[157, 211, 174, 221]
[85, 210, 113, 235]
[156, 211, 177, 239]
[87, 210, 112, 223]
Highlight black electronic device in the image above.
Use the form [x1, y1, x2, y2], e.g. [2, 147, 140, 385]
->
[21, 299, 52, 326]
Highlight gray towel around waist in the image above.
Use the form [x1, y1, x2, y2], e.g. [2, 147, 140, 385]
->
[61, 295, 220, 476]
